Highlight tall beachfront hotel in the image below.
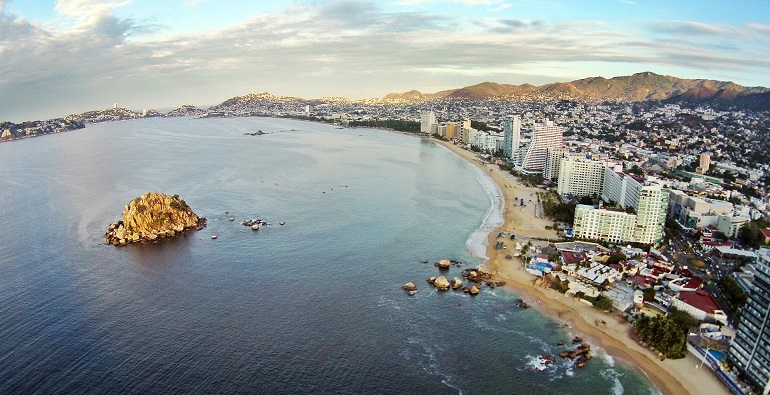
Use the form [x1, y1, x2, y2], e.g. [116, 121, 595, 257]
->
[503, 115, 521, 160]
[420, 111, 436, 135]
[730, 248, 770, 394]
[520, 120, 563, 171]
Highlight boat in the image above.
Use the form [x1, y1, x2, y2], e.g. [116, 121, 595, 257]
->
[279, 221, 285, 225]
[211, 235, 218, 239]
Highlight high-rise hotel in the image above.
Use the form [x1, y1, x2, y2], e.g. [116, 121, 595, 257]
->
[520, 120, 563, 171]
[730, 248, 770, 394]
[503, 115, 521, 160]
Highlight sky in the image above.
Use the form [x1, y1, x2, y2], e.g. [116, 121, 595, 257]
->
[1, 0, 770, 122]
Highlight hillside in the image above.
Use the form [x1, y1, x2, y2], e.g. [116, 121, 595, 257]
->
[381, 72, 770, 108]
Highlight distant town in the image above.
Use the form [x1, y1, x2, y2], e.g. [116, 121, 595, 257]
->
[3, 74, 770, 394]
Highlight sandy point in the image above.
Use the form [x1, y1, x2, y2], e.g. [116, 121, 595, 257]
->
[433, 138, 730, 395]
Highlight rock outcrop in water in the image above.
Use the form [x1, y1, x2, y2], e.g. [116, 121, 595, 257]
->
[104, 192, 205, 246]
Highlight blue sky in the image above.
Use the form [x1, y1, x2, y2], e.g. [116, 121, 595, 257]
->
[2, 0, 770, 121]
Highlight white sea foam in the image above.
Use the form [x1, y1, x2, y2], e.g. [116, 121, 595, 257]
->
[600, 369, 625, 395]
[466, 165, 505, 261]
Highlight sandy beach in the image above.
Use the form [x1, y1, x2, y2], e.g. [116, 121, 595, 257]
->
[436, 139, 730, 395]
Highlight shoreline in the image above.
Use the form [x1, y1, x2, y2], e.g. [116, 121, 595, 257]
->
[432, 138, 730, 395]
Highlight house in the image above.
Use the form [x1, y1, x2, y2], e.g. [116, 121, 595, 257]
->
[668, 276, 704, 292]
[670, 289, 728, 325]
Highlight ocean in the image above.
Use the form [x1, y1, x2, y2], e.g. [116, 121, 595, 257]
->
[0, 117, 658, 394]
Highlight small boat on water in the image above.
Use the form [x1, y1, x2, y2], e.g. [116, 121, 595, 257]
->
[279, 221, 285, 225]
[211, 235, 218, 239]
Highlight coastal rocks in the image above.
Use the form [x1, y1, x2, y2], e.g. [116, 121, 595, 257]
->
[433, 276, 450, 290]
[427, 276, 437, 285]
[558, 343, 592, 368]
[104, 192, 204, 246]
[451, 277, 463, 289]
[402, 282, 417, 291]
[469, 285, 480, 295]
[436, 259, 451, 269]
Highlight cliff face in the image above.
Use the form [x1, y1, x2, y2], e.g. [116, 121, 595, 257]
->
[105, 192, 205, 245]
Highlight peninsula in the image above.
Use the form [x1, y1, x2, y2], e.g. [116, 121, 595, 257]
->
[104, 192, 205, 246]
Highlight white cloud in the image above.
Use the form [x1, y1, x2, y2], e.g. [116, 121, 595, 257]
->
[489, 4, 511, 11]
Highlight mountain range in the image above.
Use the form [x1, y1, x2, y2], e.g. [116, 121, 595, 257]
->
[381, 72, 770, 109]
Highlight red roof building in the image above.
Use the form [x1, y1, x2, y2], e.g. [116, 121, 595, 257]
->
[759, 228, 770, 245]
[670, 289, 728, 325]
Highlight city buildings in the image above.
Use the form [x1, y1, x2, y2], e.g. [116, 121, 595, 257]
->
[668, 190, 736, 230]
[573, 205, 636, 243]
[420, 111, 436, 135]
[557, 155, 606, 197]
[602, 165, 643, 209]
[634, 185, 669, 244]
[730, 248, 770, 393]
[503, 115, 521, 160]
[697, 152, 711, 174]
[519, 120, 563, 171]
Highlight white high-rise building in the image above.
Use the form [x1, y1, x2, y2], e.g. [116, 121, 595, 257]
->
[557, 155, 605, 197]
[420, 111, 436, 135]
[634, 185, 669, 244]
[730, 249, 770, 393]
[503, 115, 521, 159]
[602, 165, 643, 209]
[573, 205, 636, 243]
[520, 120, 563, 171]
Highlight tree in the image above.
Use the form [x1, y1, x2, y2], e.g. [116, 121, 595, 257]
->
[642, 288, 656, 302]
[578, 195, 594, 205]
[607, 253, 627, 266]
[594, 295, 614, 311]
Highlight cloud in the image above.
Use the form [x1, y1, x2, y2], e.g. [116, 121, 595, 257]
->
[489, 4, 511, 11]
[648, 20, 735, 37]
[1, 0, 769, 121]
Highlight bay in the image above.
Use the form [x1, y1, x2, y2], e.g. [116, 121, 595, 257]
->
[0, 117, 656, 394]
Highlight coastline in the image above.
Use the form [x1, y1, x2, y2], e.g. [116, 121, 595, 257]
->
[433, 138, 730, 395]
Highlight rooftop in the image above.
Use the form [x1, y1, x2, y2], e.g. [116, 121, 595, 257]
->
[678, 289, 721, 314]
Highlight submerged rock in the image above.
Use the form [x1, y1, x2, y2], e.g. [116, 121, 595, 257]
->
[104, 192, 204, 246]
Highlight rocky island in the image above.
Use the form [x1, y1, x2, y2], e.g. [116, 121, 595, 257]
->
[104, 192, 206, 246]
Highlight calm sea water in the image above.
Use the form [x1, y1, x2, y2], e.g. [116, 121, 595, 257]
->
[0, 117, 657, 394]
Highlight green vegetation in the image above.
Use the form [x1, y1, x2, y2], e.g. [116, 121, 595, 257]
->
[593, 295, 614, 311]
[471, 120, 500, 132]
[738, 218, 769, 249]
[606, 253, 627, 266]
[642, 288, 656, 302]
[347, 119, 421, 133]
[512, 172, 544, 187]
[540, 191, 576, 225]
[633, 307, 698, 359]
[718, 277, 748, 314]
[550, 277, 570, 293]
